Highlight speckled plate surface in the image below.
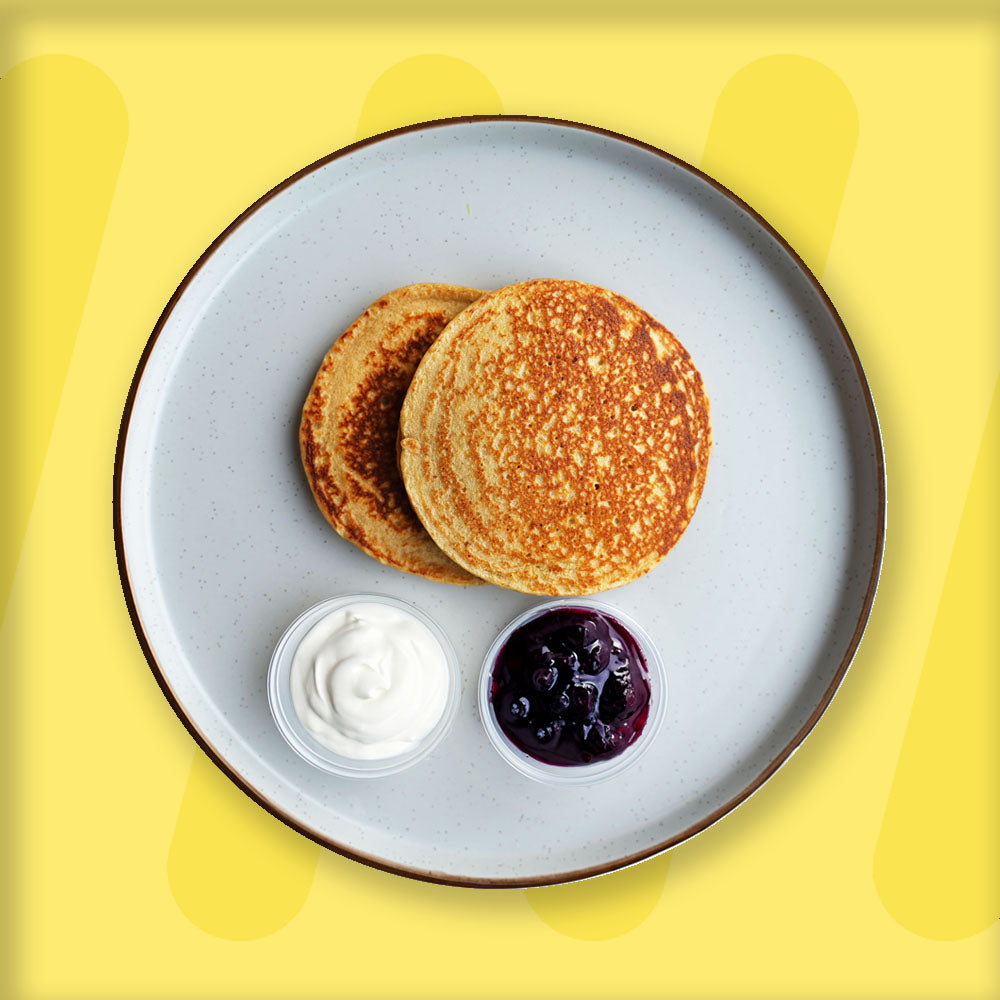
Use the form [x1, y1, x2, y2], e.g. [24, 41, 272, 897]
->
[115, 117, 884, 887]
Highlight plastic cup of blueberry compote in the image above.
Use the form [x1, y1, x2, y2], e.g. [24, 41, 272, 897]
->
[479, 598, 667, 785]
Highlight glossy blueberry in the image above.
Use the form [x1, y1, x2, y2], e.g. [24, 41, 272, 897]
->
[531, 664, 559, 692]
[528, 643, 555, 669]
[580, 640, 608, 674]
[585, 721, 612, 755]
[551, 688, 572, 714]
[569, 681, 598, 718]
[600, 666, 634, 718]
[508, 695, 531, 721]
[534, 720, 564, 746]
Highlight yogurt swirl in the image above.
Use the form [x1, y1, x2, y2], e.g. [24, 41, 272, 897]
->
[289, 602, 449, 759]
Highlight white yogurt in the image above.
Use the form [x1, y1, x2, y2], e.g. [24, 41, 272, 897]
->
[289, 602, 449, 759]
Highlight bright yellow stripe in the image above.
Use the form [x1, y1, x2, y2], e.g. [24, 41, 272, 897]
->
[166, 752, 319, 940]
[165, 54, 502, 937]
[528, 56, 858, 937]
[0, 55, 127, 613]
[354, 54, 502, 140]
[701, 54, 858, 277]
[874, 375, 1000, 939]
[525, 855, 670, 939]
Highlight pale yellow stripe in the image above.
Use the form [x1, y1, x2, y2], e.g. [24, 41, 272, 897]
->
[874, 375, 1000, 939]
[529, 55, 858, 938]
[0, 55, 127, 614]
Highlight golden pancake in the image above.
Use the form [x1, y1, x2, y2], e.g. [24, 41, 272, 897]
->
[399, 279, 711, 595]
[300, 284, 485, 585]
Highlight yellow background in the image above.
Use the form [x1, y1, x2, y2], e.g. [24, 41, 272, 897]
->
[3, 2, 997, 997]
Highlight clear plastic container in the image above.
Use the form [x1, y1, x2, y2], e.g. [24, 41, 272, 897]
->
[478, 598, 667, 786]
[268, 593, 460, 778]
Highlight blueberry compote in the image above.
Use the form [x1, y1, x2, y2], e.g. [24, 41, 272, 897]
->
[490, 607, 651, 766]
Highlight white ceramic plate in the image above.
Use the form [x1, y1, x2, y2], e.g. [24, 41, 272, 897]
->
[115, 117, 884, 886]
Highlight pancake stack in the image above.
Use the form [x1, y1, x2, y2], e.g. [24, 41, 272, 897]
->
[301, 279, 711, 594]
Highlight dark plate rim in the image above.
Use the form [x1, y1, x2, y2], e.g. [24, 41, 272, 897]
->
[112, 114, 886, 889]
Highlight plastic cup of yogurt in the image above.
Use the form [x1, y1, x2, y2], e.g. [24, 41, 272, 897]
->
[268, 593, 460, 778]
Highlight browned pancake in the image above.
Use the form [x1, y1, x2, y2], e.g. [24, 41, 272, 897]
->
[300, 284, 485, 585]
[399, 279, 711, 595]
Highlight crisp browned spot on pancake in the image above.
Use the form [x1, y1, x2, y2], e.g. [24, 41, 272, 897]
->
[398, 279, 712, 595]
[337, 313, 440, 529]
[300, 284, 485, 585]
